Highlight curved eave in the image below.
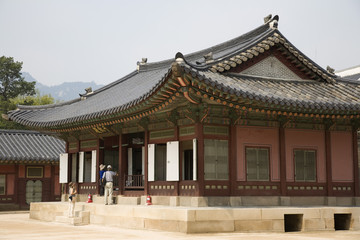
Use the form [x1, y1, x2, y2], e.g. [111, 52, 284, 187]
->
[0, 159, 59, 164]
[8, 67, 174, 129]
[182, 64, 360, 115]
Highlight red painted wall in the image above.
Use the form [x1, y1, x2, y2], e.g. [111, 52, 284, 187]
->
[7, 174, 15, 195]
[331, 131, 353, 182]
[236, 126, 280, 181]
[285, 129, 326, 182]
[44, 166, 51, 178]
[18, 165, 25, 178]
[0, 165, 15, 173]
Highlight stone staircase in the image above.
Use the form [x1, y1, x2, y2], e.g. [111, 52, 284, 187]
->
[55, 209, 90, 226]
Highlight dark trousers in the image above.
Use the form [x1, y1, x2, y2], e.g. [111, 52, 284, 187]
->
[99, 183, 104, 196]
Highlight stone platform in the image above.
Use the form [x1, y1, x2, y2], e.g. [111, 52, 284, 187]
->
[30, 201, 360, 233]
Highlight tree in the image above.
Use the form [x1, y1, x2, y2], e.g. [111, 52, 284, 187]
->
[0, 56, 36, 130]
[0, 56, 36, 104]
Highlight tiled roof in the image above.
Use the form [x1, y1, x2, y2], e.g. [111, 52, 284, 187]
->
[183, 66, 360, 112]
[8, 17, 275, 128]
[0, 129, 65, 162]
[7, 15, 360, 129]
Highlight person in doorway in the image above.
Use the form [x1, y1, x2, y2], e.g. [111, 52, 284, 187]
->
[102, 165, 118, 205]
[68, 182, 77, 217]
[99, 164, 106, 196]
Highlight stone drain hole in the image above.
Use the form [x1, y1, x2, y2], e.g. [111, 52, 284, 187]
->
[284, 214, 303, 232]
[334, 213, 351, 230]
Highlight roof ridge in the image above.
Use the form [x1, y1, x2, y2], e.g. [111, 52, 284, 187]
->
[16, 98, 81, 110]
[133, 18, 273, 72]
[0, 129, 41, 135]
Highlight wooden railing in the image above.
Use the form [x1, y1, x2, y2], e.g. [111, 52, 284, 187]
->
[124, 175, 144, 189]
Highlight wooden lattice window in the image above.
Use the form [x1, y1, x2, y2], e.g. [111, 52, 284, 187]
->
[246, 147, 269, 181]
[294, 149, 316, 182]
[27, 167, 43, 178]
[0, 175, 5, 195]
[204, 139, 228, 180]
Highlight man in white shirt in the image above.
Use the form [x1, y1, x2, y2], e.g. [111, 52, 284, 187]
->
[102, 165, 118, 205]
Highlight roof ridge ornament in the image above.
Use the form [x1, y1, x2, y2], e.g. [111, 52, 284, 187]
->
[269, 15, 279, 29]
[327, 66, 335, 75]
[204, 52, 214, 63]
[263, 14, 272, 24]
[172, 52, 185, 77]
[137, 58, 148, 72]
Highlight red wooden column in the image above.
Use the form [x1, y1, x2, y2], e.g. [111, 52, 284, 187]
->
[279, 126, 287, 196]
[66, 141, 71, 192]
[96, 139, 101, 195]
[144, 130, 149, 195]
[195, 123, 204, 196]
[229, 124, 237, 195]
[352, 129, 360, 196]
[118, 133, 124, 195]
[325, 129, 333, 196]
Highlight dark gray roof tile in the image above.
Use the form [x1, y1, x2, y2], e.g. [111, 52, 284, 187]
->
[0, 129, 65, 162]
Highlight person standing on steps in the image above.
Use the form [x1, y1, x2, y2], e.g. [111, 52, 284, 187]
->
[99, 164, 106, 196]
[102, 165, 118, 205]
[68, 182, 77, 217]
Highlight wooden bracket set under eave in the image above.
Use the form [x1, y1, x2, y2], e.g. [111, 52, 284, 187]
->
[171, 59, 199, 105]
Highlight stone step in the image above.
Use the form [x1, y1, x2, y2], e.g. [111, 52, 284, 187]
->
[55, 215, 83, 225]
[57, 210, 90, 225]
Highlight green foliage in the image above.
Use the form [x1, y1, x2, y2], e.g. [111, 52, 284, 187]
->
[11, 90, 55, 106]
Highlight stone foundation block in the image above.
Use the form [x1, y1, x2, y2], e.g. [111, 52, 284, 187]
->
[187, 220, 234, 233]
[230, 197, 242, 206]
[241, 196, 279, 206]
[235, 220, 274, 232]
[195, 208, 233, 221]
[232, 208, 261, 220]
[304, 218, 325, 230]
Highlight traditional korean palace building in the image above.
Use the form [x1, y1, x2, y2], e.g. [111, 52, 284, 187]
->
[7, 15, 360, 206]
[0, 129, 65, 210]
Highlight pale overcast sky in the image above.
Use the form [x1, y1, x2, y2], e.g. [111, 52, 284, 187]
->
[0, 0, 359, 86]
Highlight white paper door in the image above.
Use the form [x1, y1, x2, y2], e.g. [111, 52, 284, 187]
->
[148, 144, 155, 181]
[193, 139, 197, 181]
[78, 151, 84, 183]
[142, 146, 145, 175]
[91, 150, 97, 182]
[166, 141, 179, 181]
[59, 153, 68, 183]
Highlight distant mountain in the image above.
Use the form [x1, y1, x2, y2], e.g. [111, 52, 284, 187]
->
[22, 72, 104, 102]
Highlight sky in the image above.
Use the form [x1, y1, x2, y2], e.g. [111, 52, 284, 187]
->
[0, 0, 359, 86]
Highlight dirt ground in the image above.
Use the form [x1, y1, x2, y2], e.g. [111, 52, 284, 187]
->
[1, 212, 360, 240]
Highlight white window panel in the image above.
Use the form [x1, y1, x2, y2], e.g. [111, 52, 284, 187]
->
[193, 139, 197, 181]
[148, 144, 155, 181]
[166, 141, 179, 181]
[59, 153, 68, 183]
[91, 150, 97, 182]
[142, 146, 145, 175]
[78, 152, 84, 183]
